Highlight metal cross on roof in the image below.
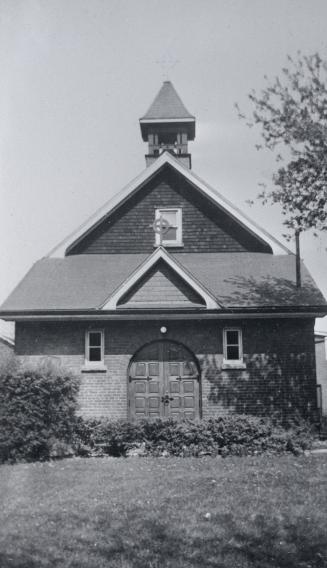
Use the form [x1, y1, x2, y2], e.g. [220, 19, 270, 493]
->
[155, 53, 179, 81]
[152, 215, 171, 246]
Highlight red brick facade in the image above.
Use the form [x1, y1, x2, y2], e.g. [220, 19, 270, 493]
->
[16, 318, 317, 419]
[68, 168, 272, 256]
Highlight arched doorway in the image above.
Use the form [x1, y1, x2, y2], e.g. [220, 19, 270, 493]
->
[128, 340, 200, 421]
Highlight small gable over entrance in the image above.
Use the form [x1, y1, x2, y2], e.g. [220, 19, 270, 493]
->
[117, 260, 206, 308]
[102, 247, 219, 310]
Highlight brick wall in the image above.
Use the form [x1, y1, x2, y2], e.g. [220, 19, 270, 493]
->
[68, 167, 272, 255]
[16, 318, 317, 420]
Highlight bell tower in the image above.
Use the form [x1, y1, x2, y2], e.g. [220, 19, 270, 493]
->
[139, 81, 195, 169]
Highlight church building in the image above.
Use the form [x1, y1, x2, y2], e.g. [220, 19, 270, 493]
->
[1, 81, 327, 421]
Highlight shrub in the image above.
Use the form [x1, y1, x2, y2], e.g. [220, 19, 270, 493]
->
[73, 418, 143, 457]
[0, 358, 79, 463]
[72, 414, 316, 458]
[0, 355, 315, 464]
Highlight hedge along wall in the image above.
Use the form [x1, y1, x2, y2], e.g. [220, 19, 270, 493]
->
[0, 358, 80, 463]
[15, 317, 317, 420]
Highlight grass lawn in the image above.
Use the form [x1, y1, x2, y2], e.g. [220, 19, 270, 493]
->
[0, 455, 326, 568]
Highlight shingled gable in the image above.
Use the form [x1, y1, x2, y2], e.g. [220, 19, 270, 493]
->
[48, 152, 291, 258]
[102, 247, 219, 310]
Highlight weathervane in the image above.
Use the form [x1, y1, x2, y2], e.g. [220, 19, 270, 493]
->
[155, 53, 179, 81]
[152, 216, 171, 246]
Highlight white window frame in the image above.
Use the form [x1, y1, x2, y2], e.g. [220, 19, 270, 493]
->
[155, 208, 183, 247]
[84, 330, 105, 368]
[223, 328, 244, 368]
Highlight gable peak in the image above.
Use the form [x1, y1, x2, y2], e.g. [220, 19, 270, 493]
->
[102, 247, 219, 311]
[47, 152, 291, 259]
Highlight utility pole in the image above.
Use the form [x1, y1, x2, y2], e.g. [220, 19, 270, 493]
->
[295, 229, 301, 288]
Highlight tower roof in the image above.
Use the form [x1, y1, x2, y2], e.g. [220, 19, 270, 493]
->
[141, 81, 195, 120]
[140, 81, 195, 141]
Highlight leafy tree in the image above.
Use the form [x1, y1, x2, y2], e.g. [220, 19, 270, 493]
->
[237, 53, 327, 237]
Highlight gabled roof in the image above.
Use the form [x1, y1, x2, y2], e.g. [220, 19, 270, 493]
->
[0, 255, 146, 311]
[48, 152, 291, 258]
[1, 252, 326, 317]
[140, 81, 195, 120]
[102, 248, 219, 310]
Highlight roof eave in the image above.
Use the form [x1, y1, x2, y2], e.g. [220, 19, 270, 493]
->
[1, 305, 326, 321]
[139, 118, 195, 123]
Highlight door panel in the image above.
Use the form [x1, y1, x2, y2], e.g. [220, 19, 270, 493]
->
[129, 341, 200, 421]
[129, 359, 163, 421]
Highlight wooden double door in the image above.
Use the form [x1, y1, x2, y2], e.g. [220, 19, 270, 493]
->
[129, 341, 200, 421]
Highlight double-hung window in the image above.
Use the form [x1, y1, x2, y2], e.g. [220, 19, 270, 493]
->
[155, 208, 182, 246]
[223, 328, 244, 367]
[85, 330, 104, 367]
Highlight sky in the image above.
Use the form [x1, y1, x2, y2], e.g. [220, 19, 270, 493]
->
[0, 0, 327, 334]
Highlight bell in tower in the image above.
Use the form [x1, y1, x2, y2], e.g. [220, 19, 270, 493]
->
[139, 81, 195, 169]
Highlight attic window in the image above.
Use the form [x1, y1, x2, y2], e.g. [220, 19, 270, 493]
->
[155, 208, 182, 247]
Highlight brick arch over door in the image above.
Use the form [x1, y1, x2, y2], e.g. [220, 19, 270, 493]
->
[128, 340, 201, 421]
